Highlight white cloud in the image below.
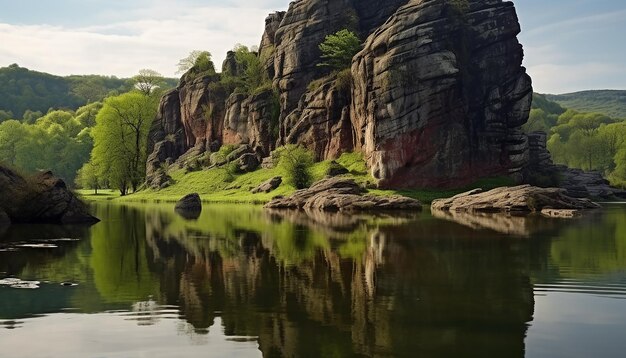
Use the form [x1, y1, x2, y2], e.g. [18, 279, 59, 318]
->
[0, 4, 282, 78]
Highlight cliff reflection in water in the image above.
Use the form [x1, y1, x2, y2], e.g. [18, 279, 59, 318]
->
[11, 203, 623, 356]
[136, 204, 537, 357]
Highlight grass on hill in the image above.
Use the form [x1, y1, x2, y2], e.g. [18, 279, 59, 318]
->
[77, 152, 515, 205]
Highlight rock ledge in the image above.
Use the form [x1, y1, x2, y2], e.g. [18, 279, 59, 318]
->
[265, 178, 422, 212]
[431, 185, 600, 214]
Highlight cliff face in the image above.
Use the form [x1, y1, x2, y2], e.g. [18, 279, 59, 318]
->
[147, 0, 532, 189]
[351, 0, 532, 188]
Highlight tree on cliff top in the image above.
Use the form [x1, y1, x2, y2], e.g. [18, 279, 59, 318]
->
[132, 69, 166, 95]
[318, 29, 361, 70]
[177, 50, 216, 76]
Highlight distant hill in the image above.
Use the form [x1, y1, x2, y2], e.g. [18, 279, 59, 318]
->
[545, 90, 626, 119]
[0, 64, 178, 120]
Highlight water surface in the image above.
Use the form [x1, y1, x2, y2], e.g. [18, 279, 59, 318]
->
[1, 203, 626, 357]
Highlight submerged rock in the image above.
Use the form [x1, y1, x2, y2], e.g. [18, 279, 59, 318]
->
[431, 185, 600, 214]
[175, 193, 202, 212]
[265, 177, 422, 212]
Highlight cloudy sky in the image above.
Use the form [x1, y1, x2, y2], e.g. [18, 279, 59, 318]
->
[0, 0, 624, 94]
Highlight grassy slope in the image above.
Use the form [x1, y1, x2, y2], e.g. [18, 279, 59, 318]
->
[545, 90, 626, 119]
[78, 153, 515, 205]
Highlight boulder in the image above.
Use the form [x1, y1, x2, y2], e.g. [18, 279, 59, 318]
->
[252, 177, 283, 194]
[175, 193, 202, 212]
[431, 185, 600, 214]
[238, 153, 260, 173]
[265, 177, 422, 212]
[0, 168, 99, 224]
[351, 0, 532, 188]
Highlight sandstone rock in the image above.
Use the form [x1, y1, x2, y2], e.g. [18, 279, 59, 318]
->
[179, 74, 227, 148]
[526, 131, 626, 199]
[252, 177, 283, 194]
[431, 185, 600, 214]
[541, 208, 582, 219]
[175, 193, 202, 212]
[265, 177, 422, 212]
[351, 0, 532, 188]
[283, 74, 354, 160]
[0, 168, 99, 224]
[223, 89, 278, 156]
[259, 11, 286, 79]
[273, 0, 409, 129]
[238, 153, 260, 173]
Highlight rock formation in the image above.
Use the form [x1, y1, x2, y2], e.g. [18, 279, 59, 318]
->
[265, 177, 422, 212]
[526, 131, 626, 199]
[431, 185, 600, 214]
[146, 0, 535, 190]
[351, 0, 532, 188]
[0, 167, 99, 225]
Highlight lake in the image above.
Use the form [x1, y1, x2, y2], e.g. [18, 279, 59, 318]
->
[1, 203, 626, 357]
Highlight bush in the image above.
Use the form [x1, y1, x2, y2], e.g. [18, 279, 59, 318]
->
[318, 29, 361, 70]
[275, 145, 315, 189]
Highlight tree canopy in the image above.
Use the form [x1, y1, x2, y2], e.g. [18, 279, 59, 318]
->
[90, 91, 159, 195]
[318, 29, 361, 70]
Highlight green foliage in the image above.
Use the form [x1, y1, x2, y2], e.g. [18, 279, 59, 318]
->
[177, 50, 215, 75]
[0, 110, 13, 122]
[546, 90, 626, 119]
[132, 69, 166, 95]
[0, 103, 99, 184]
[275, 145, 316, 189]
[318, 29, 361, 70]
[0, 64, 132, 118]
[75, 160, 103, 194]
[220, 45, 271, 95]
[90, 92, 159, 195]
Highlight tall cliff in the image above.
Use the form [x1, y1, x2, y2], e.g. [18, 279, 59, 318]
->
[147, 0, 532, 189]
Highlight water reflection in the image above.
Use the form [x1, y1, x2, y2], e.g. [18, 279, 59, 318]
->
[1, 204, 626, 357]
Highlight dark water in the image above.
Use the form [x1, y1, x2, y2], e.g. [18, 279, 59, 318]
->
[1, 203, 626, 358]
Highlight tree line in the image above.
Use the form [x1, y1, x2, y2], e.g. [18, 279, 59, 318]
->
[527, 94, 626, 187]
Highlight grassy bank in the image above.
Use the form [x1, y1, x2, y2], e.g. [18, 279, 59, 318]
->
[77, 153, 515, 205]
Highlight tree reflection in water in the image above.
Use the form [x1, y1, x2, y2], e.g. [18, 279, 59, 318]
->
[2, 203, 626, 357]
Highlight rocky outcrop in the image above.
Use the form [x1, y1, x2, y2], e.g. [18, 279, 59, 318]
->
[252, 177, 283, 194]
[179, 74, 227, 148]
[283, 75, 354, 160]
[175, 193, 202, 212]
[259, 11, 286, 79]
[274, 0, 410, 144]
[351, 0, 532, 188]
[223, 89, 278, 156]
[431, 185, 600, 214]
[147, 0, 536, 192]
[265, 177, 422, 212]
[0, 167, 99, 225]
[526, 131, 626, 199]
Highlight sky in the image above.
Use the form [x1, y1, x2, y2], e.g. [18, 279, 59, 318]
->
[0, 0, 624, 94]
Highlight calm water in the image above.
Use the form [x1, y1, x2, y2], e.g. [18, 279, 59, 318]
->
[1, 203, 626, 358]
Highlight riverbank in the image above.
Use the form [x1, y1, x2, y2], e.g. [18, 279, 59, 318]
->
[77, 153, 515, 205]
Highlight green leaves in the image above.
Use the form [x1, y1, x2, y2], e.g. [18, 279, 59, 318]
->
[318, 29, 361, 71]
[91, 92, 159, 195]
